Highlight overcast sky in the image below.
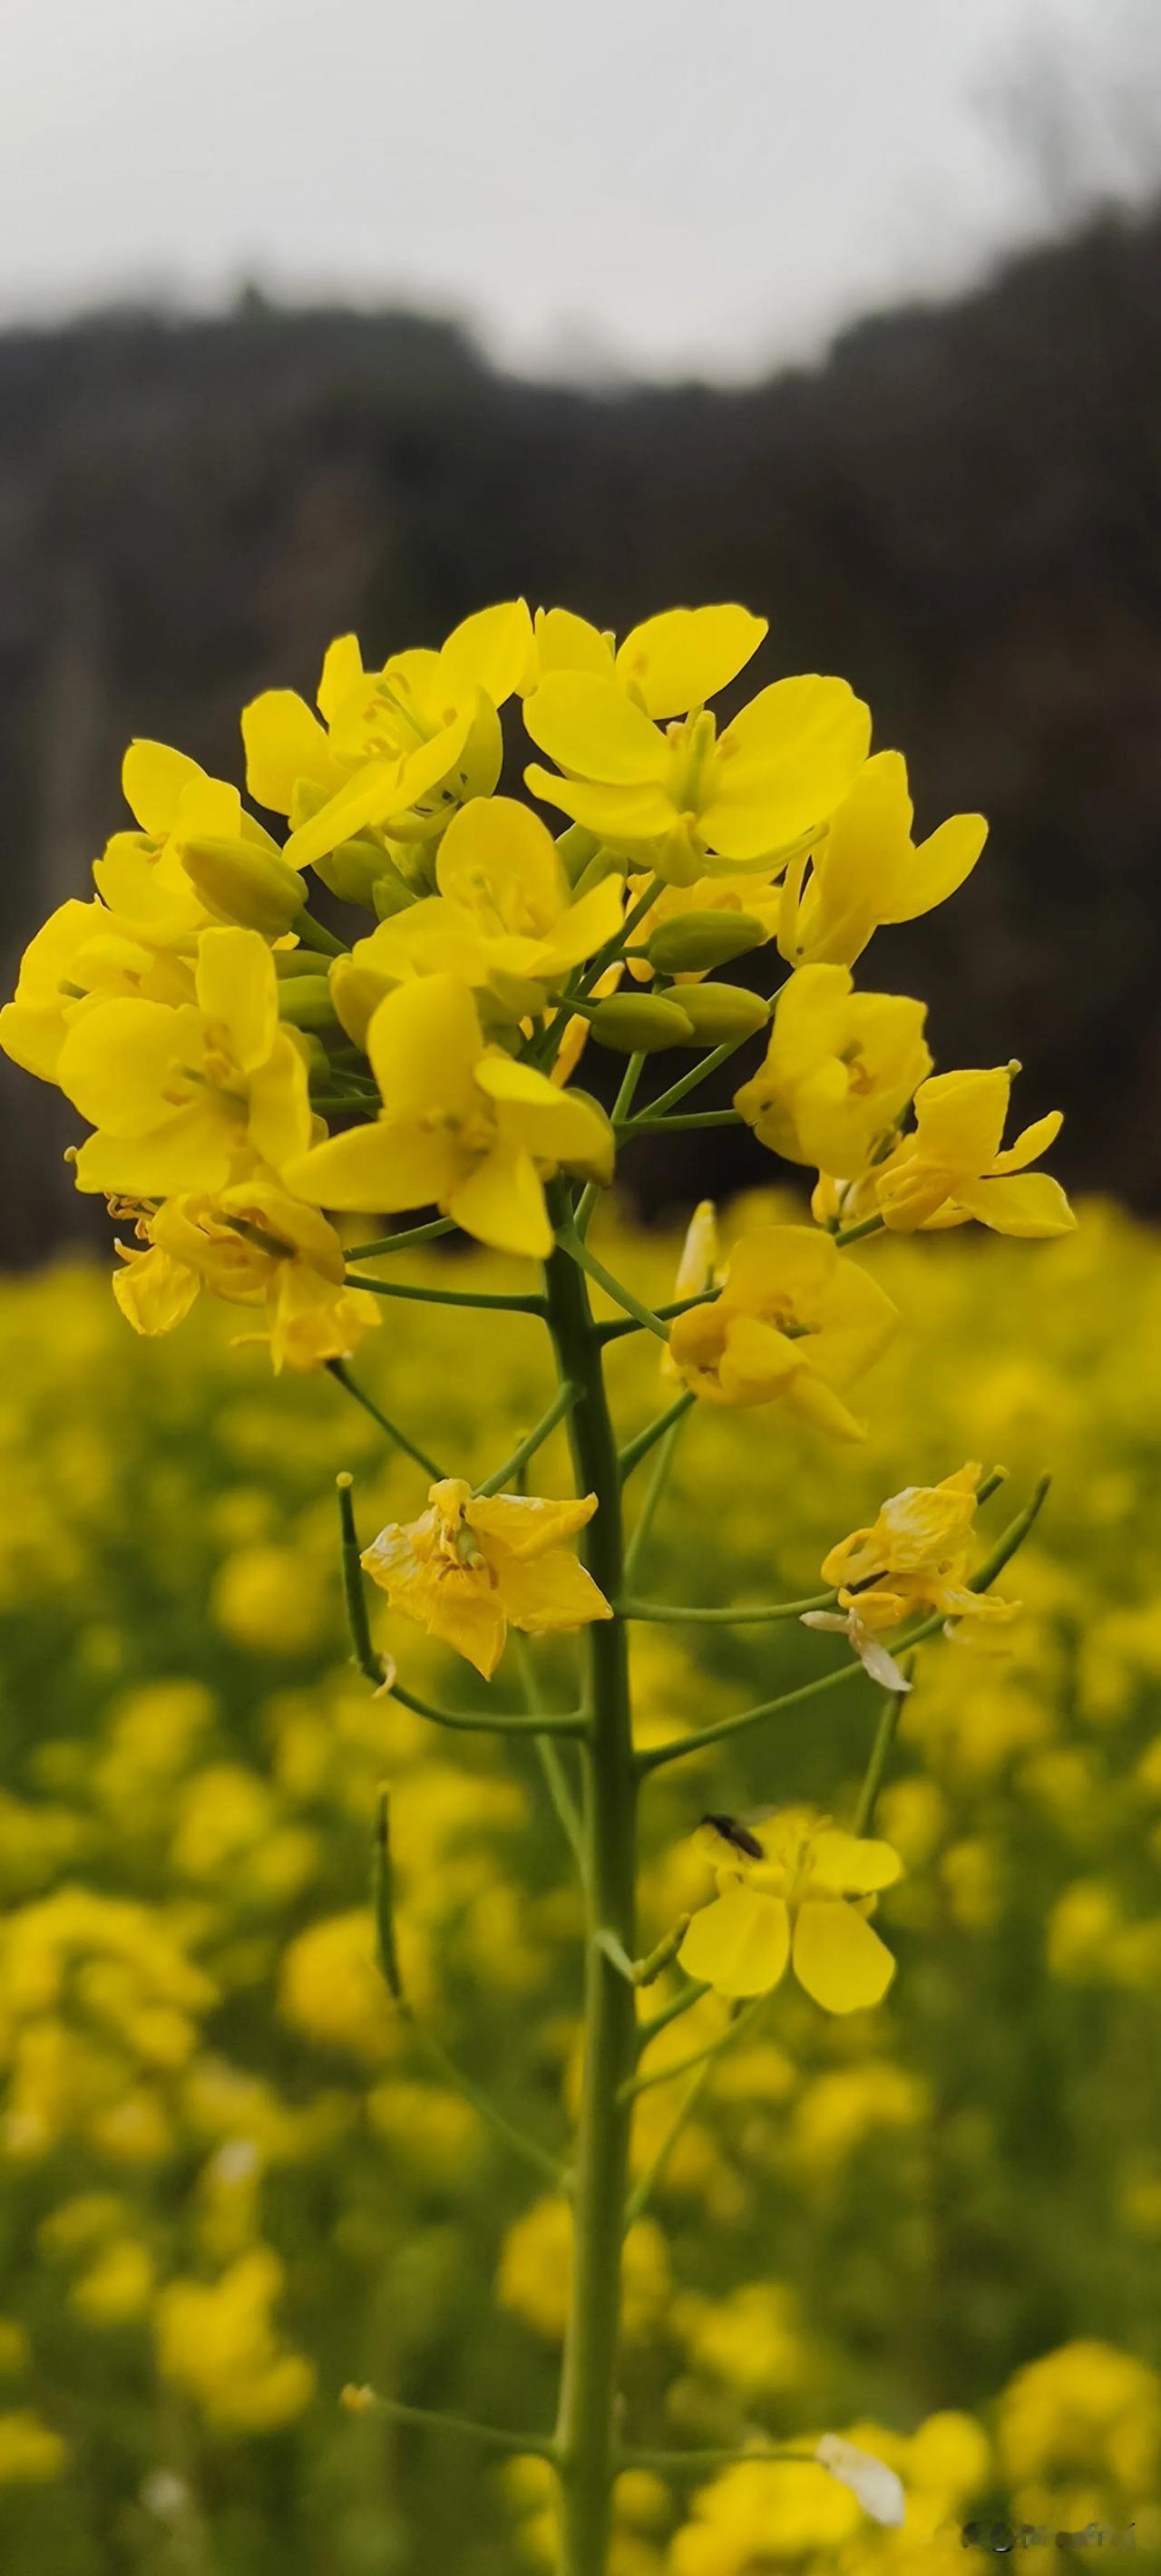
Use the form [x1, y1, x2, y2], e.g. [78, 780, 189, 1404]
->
[2, 0, 1156, 380]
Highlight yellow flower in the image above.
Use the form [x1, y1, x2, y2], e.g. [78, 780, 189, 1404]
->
[624, 868, 783, 983]
[733, 962, 932, 1174]
[0, 896, 194, 1084]
[667, 1222, 897, 1440]
[57, 927, 312, 1199]
[524, 601, 766, 712]
[361, 1477, 612, 1679]
[524, 615, 868, 885]
[93, 737, 281, 943]
[245, 603, 535, 869]
[678, 1807, 902, 2011]
[334, 794, 624, 1022]
[155, 2246, 316, 2434]
[820, 1463, 1019, 1635]
[112, 1174, 378, 1370]
[660, 1199, 722, 1384]
[776, 749, 987, 967]
[874, 1065, 1075, 1235]
[286, 973, 612, 1258]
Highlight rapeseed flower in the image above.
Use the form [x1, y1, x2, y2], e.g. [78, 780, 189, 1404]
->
[333, 793, 624, 1022]
[361, 1478, 611, 1678]
[286, 972, 611, 1257]
[111, 1175, 378, 1369]
[524, 619, 869, 884]
[733, 962, 932, 1174]
[819, 1463, 1019, 1637]
[874, 1065, 1075, 1235]
[776, 749, 987, 967]
[679, 1808, 902, 2010]
[57, 927, 312, 1198]
[667, 1223, 897, 1438]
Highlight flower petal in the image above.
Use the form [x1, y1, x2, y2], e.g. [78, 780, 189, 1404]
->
[490, 1545, 613, 1635]
[466, 1492, 597, 1560]
[614, 605, 767, 719]
[792, 1900, 895, 2012]
[953, 1173, 1076, 1237]
[447, 1141, 551, 1258]
[809, 1830, 902, 1896]
[195, 928, 278, 1074]
[523, 675, 669, 784]
[678, 1887, 791, 1998]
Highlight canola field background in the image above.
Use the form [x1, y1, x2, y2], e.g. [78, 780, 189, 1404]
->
[0, 1195, 1159, 2575]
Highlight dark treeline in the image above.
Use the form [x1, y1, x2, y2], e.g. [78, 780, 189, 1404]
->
[4, 204, 1161, 1259]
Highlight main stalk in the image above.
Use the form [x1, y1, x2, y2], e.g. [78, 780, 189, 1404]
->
[543, 1200, 639, 2576]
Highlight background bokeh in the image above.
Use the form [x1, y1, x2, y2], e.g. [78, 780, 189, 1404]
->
[3, 1, 1161, 2567]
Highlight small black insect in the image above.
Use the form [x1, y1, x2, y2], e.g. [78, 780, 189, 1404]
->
[700, 1813, 765, 1861]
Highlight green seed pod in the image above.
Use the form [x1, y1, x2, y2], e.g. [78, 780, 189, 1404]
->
[671, 984, 771, 1045]
[644, 909, 768, 975]
[180, 835, 307, 938]
[557, 822, 603, 886]
[277, 974, 341, 1032]
[586, 993, 696, 1053]
[274, 948, 330, 979]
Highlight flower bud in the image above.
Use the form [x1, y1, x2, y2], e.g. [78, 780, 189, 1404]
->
[671, 984, 770, 1045]
[277, 975, 341, 1032]
[180, 835, 307, 938]
[313, 837, 396, 909]
[586, 992, 696, 1052]
[644, 910, 768, 975]
[557, 822, 603, 886]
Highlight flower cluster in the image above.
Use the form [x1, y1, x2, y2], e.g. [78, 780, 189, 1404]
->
[2, 598, 1072, 1396]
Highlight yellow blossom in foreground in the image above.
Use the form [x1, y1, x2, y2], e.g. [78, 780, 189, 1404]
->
[820, 1463, 1019, 1636]
[524, 625, 869, 884]
[733, 963, 932, 1175]
[0, 898, 191, 1085]
[287, 973, 612, 1259]
[776, 749, 987, 967]
[875, 1065, 1075, 1236]
[341, 795, 624, 1022]
[362, 1478, 611, 1679]
[667, 1223, 897, 1440]
[111, 1175, 378, 1370]
[660, 1198, 721, 1385]
[56, 928, 312, 1199]
[523, 601, 766, 713]
[679, 1808, 902, 2010]
[247, 601, 535, 868]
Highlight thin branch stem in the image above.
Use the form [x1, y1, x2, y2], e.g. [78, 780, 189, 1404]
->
[337, 1476, 389, 1687]
[834, 1213, 886, 1248]
[618, 1108, 742, 1134]
[344, 1273, 547, 1316]
[389, 1676, 590, 1740]
[620, 1995, 766, 2103]
[622, 1411, 689, 1589]
[597, 1291, 716, 1346]
[614, 2443, 816, 2477]
[343, 1219, 458, 1259]
[620, 1589, 835, 1624]
[559, 1234, 670, 1343]
[327, 1358, 448, 1482]
[574, 1055, 645, 1239]
[852, 1665, 912, 1837]
[474, 1384, 578, 1498]
[639, 1032, 756, 1122]
[635, 1980, 710, 2051]
[344, 2389, 560, 2461]
[618, 1390, 696, 1482]
[623, 2061, 715, 2226]
[512, 1638, 586, 1876]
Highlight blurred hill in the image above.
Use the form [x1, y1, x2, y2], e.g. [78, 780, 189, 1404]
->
[4, 204, 1161, 1257]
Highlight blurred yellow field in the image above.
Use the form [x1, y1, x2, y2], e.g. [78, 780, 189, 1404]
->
[0, 1197, 1158, 2573]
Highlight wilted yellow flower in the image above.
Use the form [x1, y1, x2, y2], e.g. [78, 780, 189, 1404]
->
[667, 1223, 897, 1439]
[57, 927, 312, 1199]
[679, 1808, 902, 2010]
[819, 1463, 1019, 1641]
[776, 749, 987, 967]
[287, 973, 611, 1258]
[112, 1174, 379, 1370]
[524, 611, 868, 884]
[734, 962, 932, 1174]
[875, 1065, 1075, 1235]
[362, 1477, 611, 1679]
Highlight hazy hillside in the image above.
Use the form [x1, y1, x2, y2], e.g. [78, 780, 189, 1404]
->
[4, 204, 1161, 1254]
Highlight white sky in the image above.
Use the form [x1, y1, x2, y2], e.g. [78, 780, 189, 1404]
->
[1, 0, 1156, 380]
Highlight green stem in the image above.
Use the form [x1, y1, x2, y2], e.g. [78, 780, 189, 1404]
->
[618, 1390, 696, 1482]
[834, 1213, 886, 1247]
[293, 909, 347, 956]
[622, 2061, 714, 2226]
[327, 1359, 448, 1482]
[574, 1055, 645, 1240]
[597, 1292, 715, 1347]
[620, 1995, 766, 2103]
[620, 1589, 834, 1624]
[512, 1638, 587, 1877]
[337, 1476, 388, 1686]
[543, 1186, 639, 2576]
[614, 2444, 815, 2476]
[618, 1109, 742, 1134]
[635, 1980, 709, 2050]
[852, 1666, 912, 1837]
[474, 1384, 578, 1497]
[560, 1234, 669, 1344]
[344, 1219, 458, 1259]
[346, 2388, 559, 2461]
[344, 1274, 546, 1316]
[389, 1676, 588, 1740]
[622, 1412, 688, 1589]
[639, 1032, 756, 1121]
